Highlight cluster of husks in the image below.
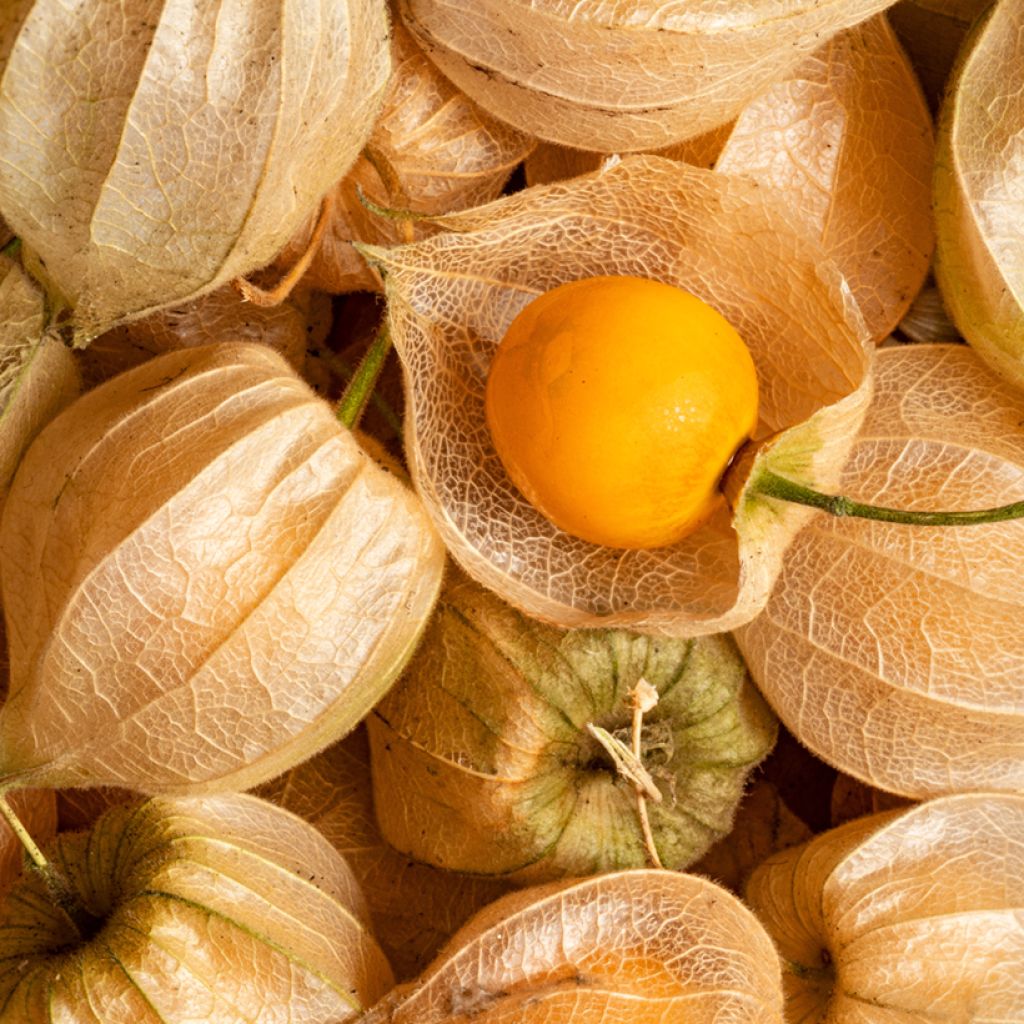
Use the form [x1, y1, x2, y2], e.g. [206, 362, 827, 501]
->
[0, 1, 1022, 1023]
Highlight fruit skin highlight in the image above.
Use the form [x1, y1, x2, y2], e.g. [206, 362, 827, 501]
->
[485, 276, 760, 549]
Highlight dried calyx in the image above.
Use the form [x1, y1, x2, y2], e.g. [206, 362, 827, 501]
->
[368, 571, 777, 883]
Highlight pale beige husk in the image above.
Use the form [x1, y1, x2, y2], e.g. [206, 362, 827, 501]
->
[0, 793, 394, 1023]
[0, 788, 55, 897]
[257, 727, 510, 981]
[398, 0, 899, 152]
[524, 16, 934, 345]
[275, 19, 535, 294]
[716, 15, 934, 343]
[0, 342, 445, 794]
[362, 870, 785, 1024]
[735, 344, 1024, 797]
[368, 570, 777, 882]
[746, 793, 1024, 1022]
[0, 0, 390, 342]
[369, 156, 873, 635]
[0, 257, 78, 506]
[933, 0, 1024, 390]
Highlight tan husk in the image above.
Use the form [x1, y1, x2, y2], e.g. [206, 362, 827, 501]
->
[274, 20, 535, 295]
[257, 727, 510, 981]
[716, 15, 934, 343]
[362, 869, 785, 1024]
[368, 570, 776, 883]
[735, 344, 1024, 797]
[80, 283, 311, 389]
[0, 0, 390, 342]
[0, 257, 78, 507]
[0, 788, 55, 897]
[0, 793, 394, 1023]
[398, 0, 899, 152]
[745, 793, 1024, 1021]
[0, 342, 445, 793]
[369, 156, 873, 635]
[933, 0, 1024, 390]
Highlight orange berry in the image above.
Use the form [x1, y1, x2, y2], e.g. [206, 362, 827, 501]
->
[485, 276, 759, 549]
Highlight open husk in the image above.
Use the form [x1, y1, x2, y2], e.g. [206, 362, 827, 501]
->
[362, 870, 785, 1024]
[369, 570, 776, 882]
[716, 15, 934, 343]
[746, 794, 1024, 1022]
[0, 793, 394, 1023]
[0, 257, 78, 506]
[276, 20, 535, 295]
[369, 156, 873, 635]
[257, 727, 510, 981]
[735, 344, 1024, 797]
[933, 0, 1024, 390]
[0, 0, 390, 341]
[398, 0, 898, 152]
[0, 343, 445, 794]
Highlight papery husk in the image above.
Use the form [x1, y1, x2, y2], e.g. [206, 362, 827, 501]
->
[275, 20, 535, 295]
[369, 156, 873, 635]
[398, 0, 898, 152]
[735, 344, 1024, 797]
[0, 788, 55, 897]
[0, 342, 445, 794]
[368, 570, 776, 883]
[257, 726, 510, 981]
[0, 793, 394, 1023]
[0, 0, 390, 342]
[933, 0, 1024, 391]
[362, 869, 785, 1024]
[0, 257, 78, 506]
[691, 781, 811, 895]
[889, 0, 992, 111]
[80, 283, 311, 389]
[746, 793, 1024, 1022]
[716, 15, 934, 343]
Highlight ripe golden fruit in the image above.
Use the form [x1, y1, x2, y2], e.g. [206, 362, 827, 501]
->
[485, 276, 759, 549]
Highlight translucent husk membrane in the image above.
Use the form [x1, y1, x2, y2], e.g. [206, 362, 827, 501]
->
[361, 870, 785, 1024]
[0, 0, 391, 342]
[0, 793, 394, 1023]
[398, 0, 899, 152]
[746, 793, 1024, 1022]
[736, 344, 1024, 797]
[369, 155, 874, 636]
[0, 343, 445, 794]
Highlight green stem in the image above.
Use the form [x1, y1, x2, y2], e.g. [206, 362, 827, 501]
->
[0, 790, 48, 872]
[337, 325, 392, 430]
[756, 470, 1024, 527]
[322, 350, 402, 436]
[0, 236, 21, 260]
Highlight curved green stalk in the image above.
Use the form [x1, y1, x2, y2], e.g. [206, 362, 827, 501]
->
[337, 325, 392, 430]
[757, 470, 1024, 527]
